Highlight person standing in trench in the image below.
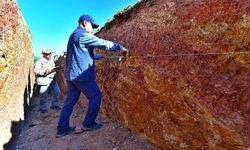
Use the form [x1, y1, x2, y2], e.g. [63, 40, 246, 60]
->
[34, 49, 61, 113]
[56, 14, 129, 137]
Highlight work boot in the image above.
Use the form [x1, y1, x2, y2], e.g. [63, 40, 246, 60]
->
[50, 106, 61, 110]
[39, 109, 48, 114]
[56, 126, 76, 138]
[82, 123, 103, 131]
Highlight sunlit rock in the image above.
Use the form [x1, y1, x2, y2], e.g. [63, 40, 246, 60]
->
[0, 0, 33, 148]
[57, 0, 250, 149]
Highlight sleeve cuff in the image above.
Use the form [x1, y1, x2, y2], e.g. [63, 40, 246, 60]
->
[94, 53, 103, 60]
[110, 42, 125, 51]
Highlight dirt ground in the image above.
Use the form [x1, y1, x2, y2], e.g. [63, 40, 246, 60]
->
[15, 102, 158, 150]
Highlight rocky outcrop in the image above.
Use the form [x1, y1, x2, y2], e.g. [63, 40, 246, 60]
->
[95, 0, 250, 149]
[0, 0, 33, 149]
[56, 0, 250, 149]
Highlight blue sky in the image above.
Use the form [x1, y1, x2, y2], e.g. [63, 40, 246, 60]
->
[17, 0, 139, 57]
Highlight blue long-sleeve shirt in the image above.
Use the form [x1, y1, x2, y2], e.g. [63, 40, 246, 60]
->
[65, 26, 124, 81]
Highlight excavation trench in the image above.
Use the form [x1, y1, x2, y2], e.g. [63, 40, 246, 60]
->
[14, 95, 158, 150]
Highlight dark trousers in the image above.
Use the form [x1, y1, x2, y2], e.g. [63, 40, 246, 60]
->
[57, 80, 102, 133]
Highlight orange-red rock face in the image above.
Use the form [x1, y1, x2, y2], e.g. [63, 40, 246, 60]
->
[0, 0, 33, 148]
[94, 0, 250, 149]
[56, 0, 250, 149]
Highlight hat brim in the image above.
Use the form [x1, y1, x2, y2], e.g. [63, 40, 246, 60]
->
[42, 52, 53, 55]
[92, 23, 99, 29]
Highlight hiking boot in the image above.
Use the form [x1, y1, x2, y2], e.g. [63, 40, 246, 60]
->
[56, 126, 76, 138]
[50, 106, 61, 110]
[75, 123, 103, 134]
[39, 109, 48, 114]
[82, 123, 103, 131]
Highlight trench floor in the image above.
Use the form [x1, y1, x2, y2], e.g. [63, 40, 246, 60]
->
[15, 101, 158, 150]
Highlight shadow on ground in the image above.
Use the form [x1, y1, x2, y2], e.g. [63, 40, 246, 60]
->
[15, 101, 158, 150]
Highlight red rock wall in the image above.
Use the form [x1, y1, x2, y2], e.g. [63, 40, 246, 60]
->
[56, 0, 250, 149]
[94, 0, 250, 149]
[0, 0, 33, 148]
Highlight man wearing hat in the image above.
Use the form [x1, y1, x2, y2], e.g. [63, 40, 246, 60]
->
[56, 14, 129, 137]
[34, 48, 61, 113]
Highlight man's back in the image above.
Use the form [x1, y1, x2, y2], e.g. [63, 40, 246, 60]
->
[65, 27, 95, 81]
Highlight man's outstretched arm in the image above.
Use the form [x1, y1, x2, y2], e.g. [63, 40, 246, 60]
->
[79, 33, 126, 51]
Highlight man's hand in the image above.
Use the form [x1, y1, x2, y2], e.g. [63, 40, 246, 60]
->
[44, 69, 51, 75]
[44, 69, 55, 76]
[121, 49, 129, 58]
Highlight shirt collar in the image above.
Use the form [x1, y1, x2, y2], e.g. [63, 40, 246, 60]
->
[41, 57, 49, 63]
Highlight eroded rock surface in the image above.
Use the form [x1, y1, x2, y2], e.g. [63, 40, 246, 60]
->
[96, 0, 250, 149]
[0, 0, 33, 148]
[56, 0, 250, 149]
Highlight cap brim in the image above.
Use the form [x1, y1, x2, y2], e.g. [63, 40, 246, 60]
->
[92, 23, 99, 29]
[43, 52, 53, 55]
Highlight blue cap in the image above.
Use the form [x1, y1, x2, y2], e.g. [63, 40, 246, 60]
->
[78, 14, 99, 28]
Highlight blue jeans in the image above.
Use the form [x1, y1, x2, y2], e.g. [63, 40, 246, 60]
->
[39, 78, 60, 111]
[57, 80, 102, 133]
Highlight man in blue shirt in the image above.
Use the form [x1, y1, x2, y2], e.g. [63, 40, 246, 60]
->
[56, 14, 129, 137]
